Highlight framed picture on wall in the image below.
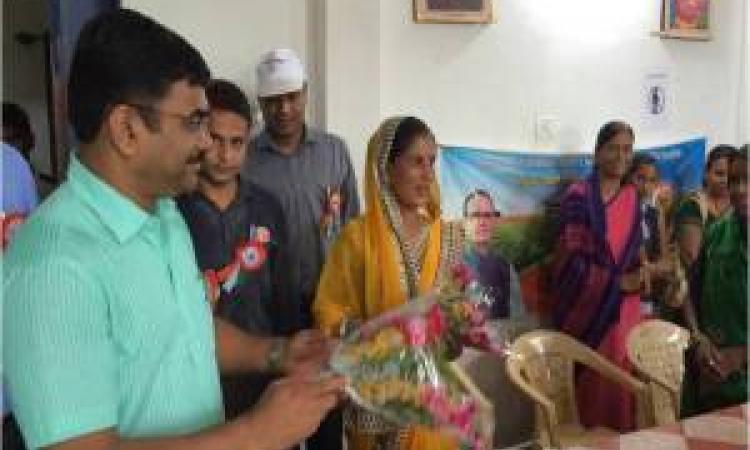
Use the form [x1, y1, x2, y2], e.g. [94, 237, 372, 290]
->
[413, 0, 493, 24]
[660, 0, 711, 40]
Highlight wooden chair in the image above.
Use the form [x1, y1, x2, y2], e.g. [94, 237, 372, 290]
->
[627, 319, 690, 427]
[505, 330, 648, 449]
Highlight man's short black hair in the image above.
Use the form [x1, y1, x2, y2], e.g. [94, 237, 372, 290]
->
[205, 79, 253, 125]
[68, 8, 211, 143]
[626, 152, 658, 182]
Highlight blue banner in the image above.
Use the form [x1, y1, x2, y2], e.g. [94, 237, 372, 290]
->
[439, 137, 706, 312]
[440, 137, 705, 219]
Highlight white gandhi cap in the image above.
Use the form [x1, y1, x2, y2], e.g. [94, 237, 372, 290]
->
[255, 48, 306, 98]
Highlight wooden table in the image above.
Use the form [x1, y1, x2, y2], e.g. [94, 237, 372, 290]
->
[568, 403, 748, 450]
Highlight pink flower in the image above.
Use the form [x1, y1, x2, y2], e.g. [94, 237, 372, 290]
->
[401, 317, 428, 347]
[419, 386, 484, 447]
[420, 386, 451, 423]
[464, 327, 491, 350]
[426, 303, 446, 343]
[449, 401, 477, 436]
[470, 310, 486, 328]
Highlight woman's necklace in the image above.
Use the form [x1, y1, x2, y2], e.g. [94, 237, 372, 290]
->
[388, 201, 429, 296]
[401, 224, 429, 285]
[707, 194, 730, 217]
[600, 179, 621, 205]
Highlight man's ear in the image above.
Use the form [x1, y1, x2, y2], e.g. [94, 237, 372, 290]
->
[105, 104, 145, 158]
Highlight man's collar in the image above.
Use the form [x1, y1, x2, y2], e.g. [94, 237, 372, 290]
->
[67, 154, 162, 243]
[256, 125, 319, 153]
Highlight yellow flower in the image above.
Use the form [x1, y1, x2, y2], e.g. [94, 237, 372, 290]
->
[359, 327, 404, 360]
[372, 382, 388, 405]
[358, 382, 374, 401]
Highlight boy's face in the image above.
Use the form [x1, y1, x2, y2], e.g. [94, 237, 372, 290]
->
[632, 164, 659, 199]
[200, 109, 250, 186]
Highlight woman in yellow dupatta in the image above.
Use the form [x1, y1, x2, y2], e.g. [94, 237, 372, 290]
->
[313, 116, 463, 450]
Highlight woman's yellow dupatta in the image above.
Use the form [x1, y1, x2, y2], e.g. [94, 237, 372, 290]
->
[362, 117, 442, 317]
[314, 116, 445, 332]
[358, 117, 458, 450]
[315, 116, 458, 450]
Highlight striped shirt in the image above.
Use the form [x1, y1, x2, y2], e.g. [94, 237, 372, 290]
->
[243, 127, 359, 325]
[3, 156, 223, 449]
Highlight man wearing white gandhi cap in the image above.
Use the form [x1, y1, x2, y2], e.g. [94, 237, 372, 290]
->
[243, 49, 358, 449]
[256, 48, 306, 97]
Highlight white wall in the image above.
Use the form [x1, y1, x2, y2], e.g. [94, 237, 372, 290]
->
[129, 0, 749, 198]
[123, 0, 323, 127]
[324, 0, 382, 195]
[375, 0, 747, 152]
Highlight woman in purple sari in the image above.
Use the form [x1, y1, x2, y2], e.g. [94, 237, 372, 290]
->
[550, 121, 643, 431]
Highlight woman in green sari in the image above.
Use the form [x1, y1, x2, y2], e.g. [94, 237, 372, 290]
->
[673, 145, 736, 270]
[671, 145, 736, 320]
[686, 147, 747, 414]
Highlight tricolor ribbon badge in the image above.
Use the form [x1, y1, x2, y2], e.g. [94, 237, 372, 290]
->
[202, 225, 272, 305]
[237, 242, 267, 272]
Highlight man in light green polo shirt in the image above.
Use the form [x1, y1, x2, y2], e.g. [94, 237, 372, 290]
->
[3, 9, 343, 450]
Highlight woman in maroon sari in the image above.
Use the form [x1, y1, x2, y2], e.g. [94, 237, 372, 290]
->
[550, 121, 643, 431]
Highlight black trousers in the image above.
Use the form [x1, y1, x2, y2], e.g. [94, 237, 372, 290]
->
[305, 407, 343, 450]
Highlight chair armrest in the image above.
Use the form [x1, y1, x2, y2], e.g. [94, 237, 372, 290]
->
[449, 361, 493, 412]
[505, 355, 563, 447]
[504, 356, 559, 423]
[592, 358, 652, 429]
[584, 348, 647, 394]
[633, 367, 678, 395]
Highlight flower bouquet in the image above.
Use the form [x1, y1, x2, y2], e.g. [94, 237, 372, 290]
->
[329, 263, 508, 450]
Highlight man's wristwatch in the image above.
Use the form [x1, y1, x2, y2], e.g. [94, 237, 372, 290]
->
[266, 337, 287, 373]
